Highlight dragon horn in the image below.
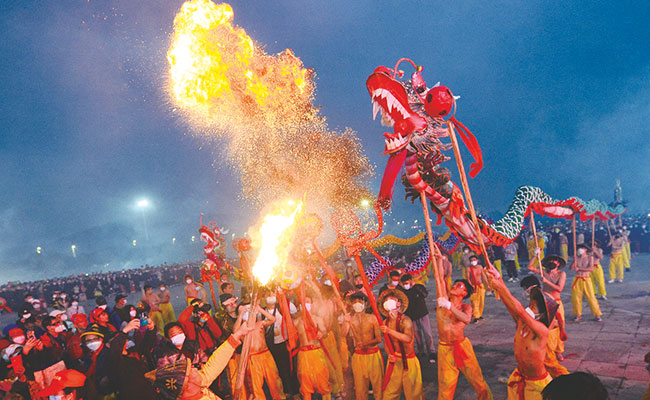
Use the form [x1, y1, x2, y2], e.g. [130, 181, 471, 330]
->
[200, 213, 204, 226]
[392, 58, 419, 77]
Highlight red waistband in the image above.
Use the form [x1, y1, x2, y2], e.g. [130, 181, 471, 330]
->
[298, 345, 321, 352]
[393, 352, 416, 359]
[250, 349, 270, 357]
[354, 347, 380, 355]
[439, 338, 466, 346]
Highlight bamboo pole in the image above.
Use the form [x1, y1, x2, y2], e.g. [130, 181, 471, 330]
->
[421, 192, 446, 298]
[446, 123, 497, 294]
[529, 211, 544, 279]
[207, 279, 218, 311]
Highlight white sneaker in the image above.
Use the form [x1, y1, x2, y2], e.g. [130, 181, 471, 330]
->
[607, 279, 615, 284]
[601, 295, 608, 301]
[617, 280, 623, 283]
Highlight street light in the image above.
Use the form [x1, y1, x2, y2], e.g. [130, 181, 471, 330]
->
[132, 240, 137, 247]
[71, 245, 76, 258]
[172, 237, 176, 245]
[137, 199, 149, 240]
[360, 199, 371, 208]
[36, 246, 41, 254]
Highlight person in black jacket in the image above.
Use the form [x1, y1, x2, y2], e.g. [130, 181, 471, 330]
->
[400, 273, 436, 363]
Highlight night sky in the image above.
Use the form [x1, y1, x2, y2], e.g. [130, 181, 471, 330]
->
[1, 0, 649, 282]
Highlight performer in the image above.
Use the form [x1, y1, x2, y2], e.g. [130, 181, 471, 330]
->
[622, 228, 631, 271]
[157, 283, 176, 325]
[264, 291, 299, 398]
[436, 279, 492, 399]
[571, 244, 602, 322]
[460, 247, 473, 279]
[527, 233, 545, 270]
[233, 304, 285, 400]
[294, 296, 332, 400]
[608, 231, 626, 283]
[378, 289, 423, 400]
[467, 255, 486, 323]
[520, 275, 568, 378]
[526, 252, 568, 363]
[590, 240, 607, 300]
[486, 266, 557, 400]
[141, 285, 164, 335]
[342, 292, 383, 400]
[184, 274, 208, 305]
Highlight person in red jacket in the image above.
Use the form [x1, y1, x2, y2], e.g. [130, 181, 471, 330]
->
[178, 298, 222, 355]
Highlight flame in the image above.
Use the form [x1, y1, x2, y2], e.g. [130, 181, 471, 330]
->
[167, 0, 314, 127]
[252, 201, 303, 285]
[167, 0, 372, 208]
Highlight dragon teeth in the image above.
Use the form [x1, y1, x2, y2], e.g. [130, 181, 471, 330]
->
[373, 102, 380, 120]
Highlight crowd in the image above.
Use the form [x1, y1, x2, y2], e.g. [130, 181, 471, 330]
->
[0, 215, 647, 399]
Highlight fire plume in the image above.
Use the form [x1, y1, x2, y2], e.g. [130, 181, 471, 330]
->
[167, 0, 372, 207]
[252, 201, 303, 286]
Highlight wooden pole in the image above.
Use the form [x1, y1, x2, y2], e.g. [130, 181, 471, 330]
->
[446, 123, 497, 294]
[591, 218, 596, 249]
[571, 215, 577, 270]
[529, 211, 544, 279]
[605, 219, 613, 241]
[420, 192, 446, 298]
[207, 279, 218, 311]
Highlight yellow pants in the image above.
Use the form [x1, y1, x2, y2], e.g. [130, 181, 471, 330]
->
[623, 243, 631, 269]
[249, 349, 285, 400]
[322, 334, 344, 394]
[297, 347, 331, 399]
[609, 253, 625, 281]
[547, 300, 565, 354]
[383, 354, 423, 400]
[438, 338, 492, 400]
[571, 276, 602, 317]
[462, 266, 467, 279]
[560, 244, 568, 263]
[470, 286, 485, 319]
[506, 369, 552, 400]
[350, 348, 384, 400]
[150, 310, 165, 335]
[159, 302, 176, 325]
[494, 260, 503, 277]
[590, 264, 607, 297]
[515, 254, 520, 271]
[228, 355, 248, 400]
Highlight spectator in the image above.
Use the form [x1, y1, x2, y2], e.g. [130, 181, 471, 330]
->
[179, 299, 222, 356]
[399, 273, 435, 363]
[66, 297, 85, 320]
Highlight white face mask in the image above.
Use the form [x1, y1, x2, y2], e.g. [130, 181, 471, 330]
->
[289, 302, 297, 315]
[266, 296, 276, 305]
[352, 303, 365, 313]
[383, 299, 397, 312]
[242, 311, 249, 321]
[22, 313, 31, 320]
[86, 340, 102, 352]
[186, 279, 192, 285]
[578, 249, 586, 255]
[471, 260, 478, 266]
[129, 310, 137, 318]
[304, 303, 312, 312]
[13, 336, 25, 345]
[160, 287, 166, 291]
[98, 305, 107, 310]
[33, 304, 41, 309]
[390, 280, 399, 286]
[403, 283, 411, 290]
[323, 280, 332, 287]
[171, 334, 186, 347]
[54, 325, 65, 333]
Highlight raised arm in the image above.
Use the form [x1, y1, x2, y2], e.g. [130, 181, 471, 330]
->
[380, 316, 413, 343]
[486, 265, 548, 338]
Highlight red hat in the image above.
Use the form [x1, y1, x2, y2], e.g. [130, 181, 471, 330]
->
[37, 369, 86, 397]
[89, 308, 107, 323]
[71, 313, 88, 325]
[8, 328, 23, 338]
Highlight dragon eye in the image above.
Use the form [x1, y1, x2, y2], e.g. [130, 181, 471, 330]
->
[416, 86, 425, 94]
[426, 93, 432, 102]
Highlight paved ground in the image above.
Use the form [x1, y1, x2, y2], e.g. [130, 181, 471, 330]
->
[3, 253, 648, 399]
[415, 253, 650, 400]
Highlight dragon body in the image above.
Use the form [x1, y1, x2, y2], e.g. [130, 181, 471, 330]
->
[367, 60, 625, 252]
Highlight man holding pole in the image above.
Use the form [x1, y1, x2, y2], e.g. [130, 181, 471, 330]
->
[571, 244, 603, 322]
[436, 279, 493, 399]
[608, 230, 626, 283]
[467, 255, 486, 324]
[379, 289, 423, 400]
[590, 240, 607, 300]
[294, 296, 331, 400]
[486, 265, 556, 400]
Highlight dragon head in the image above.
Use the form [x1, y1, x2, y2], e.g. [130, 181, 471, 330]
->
[366, 65, 427, 155]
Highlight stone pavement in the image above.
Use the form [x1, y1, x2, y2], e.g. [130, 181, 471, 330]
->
[414, 253, 650, 400]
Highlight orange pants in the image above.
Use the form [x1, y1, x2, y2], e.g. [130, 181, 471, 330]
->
[350, 347, 384, 400]
[437, 338, 492, 399]
[297, 346, 331, 399]
[228, 354, 248, 400]
[506, 368, 551, 400]
[322, 334, 344, 393]
[470, 286, 485, 319]
[249, 349, 285, 399]
[547, 299, 565, 354]
[383, 353, 423, 400]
